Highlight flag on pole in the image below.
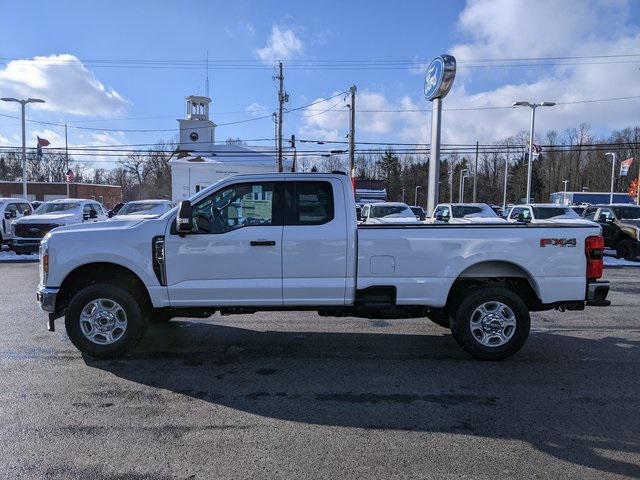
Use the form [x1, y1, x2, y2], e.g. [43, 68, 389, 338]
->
[620, 157, 633, 176]
[36, 136, 50, 159]
[65, 169, 75, 183]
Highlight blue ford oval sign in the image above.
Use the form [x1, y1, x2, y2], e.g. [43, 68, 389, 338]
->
[424, 55, 456, 101]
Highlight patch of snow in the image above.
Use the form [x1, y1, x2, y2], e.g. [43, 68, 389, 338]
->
[604, 255, 640, 267]
[0, 250, 39, 262]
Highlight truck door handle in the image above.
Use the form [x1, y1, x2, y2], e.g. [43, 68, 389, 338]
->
[250, 240, 276, 246]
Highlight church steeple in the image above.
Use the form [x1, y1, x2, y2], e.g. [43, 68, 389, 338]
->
[178, 95, 216, 152]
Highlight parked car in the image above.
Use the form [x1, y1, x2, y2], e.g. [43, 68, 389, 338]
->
[37, 172, 609, 361]
[506, 204, 596, 225]
[12, 199, 108, 254]
[360, 202, 422, 224]
[409, 205, 426, 221]
[583, 204, 640, 260]
[110, 200, 175, 220]
[430, 203, 507, 224]
[0, 198, 33, 248]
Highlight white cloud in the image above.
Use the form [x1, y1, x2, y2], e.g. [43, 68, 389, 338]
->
[255, 26, 303, 63]
[246, 102, 268, 116]
[0, 133, 9, 146]
[0, 54, 128, 117]
[428, 0, 640, 144]
[298, 91, 399, 141]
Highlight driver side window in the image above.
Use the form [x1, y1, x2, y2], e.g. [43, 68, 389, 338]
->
[191, 182, 276, 234]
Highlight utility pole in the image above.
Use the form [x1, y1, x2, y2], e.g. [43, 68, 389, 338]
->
[401, 188, 405, 203]
[65, 123, 70, 198]
[473, 141, 479, 202]
[562, 180, 569, 205]
[348, 85, 356, 178]
[275, 61, 286, 172]
[414, 185, 422, 206]
[272, 113, 278, 171]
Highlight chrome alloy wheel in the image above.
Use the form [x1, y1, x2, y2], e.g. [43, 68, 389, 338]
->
[79, 298, 128, 345]
[469, 301, 516, 347]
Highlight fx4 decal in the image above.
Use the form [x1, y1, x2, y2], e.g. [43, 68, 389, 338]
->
[540, 238, 577, 248]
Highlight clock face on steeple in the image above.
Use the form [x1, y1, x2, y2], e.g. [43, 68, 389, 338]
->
[190, 132, 199, 142]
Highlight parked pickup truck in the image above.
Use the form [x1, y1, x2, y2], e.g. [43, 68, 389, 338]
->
[37, 173, 610, 360]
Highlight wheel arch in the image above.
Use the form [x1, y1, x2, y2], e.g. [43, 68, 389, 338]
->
[447, 260, 541, 311]
[55, 262, 152, 318]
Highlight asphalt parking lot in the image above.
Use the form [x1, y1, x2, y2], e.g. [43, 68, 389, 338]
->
[0, 263, 639, 479]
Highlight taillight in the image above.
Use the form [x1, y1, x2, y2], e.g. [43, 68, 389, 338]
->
[585, 235, 604, 280]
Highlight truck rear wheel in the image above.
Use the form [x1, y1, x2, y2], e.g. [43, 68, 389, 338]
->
[65, 283, 148, 359]
[450, 286, 530, 360]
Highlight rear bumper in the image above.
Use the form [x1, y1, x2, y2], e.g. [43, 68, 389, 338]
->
[586, 280, 610, 307]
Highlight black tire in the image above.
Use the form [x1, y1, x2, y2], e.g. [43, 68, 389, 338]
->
[65, 283, 148, 359]
[426, 309, 451, 328]
[450, 286, 530, 360]
[149, 309, 174, 324]
[616, 239, 637, 261]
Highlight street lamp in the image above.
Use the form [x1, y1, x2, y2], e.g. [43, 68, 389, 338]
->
[459, 168, 468, 203]
[605, 152, 616, 204]
[562, 180, 569, 205]
[512, 101, 555, 202]
[1, 97, 46, 200]
[401, 188, 406, 203]
[414, 185, 422, 206]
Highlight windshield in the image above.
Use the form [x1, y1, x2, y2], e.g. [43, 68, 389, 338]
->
[371, 205, 414, 218]
[612, 206, 640, 220]
[118, 202, 172, 216]
[451, 205, 497, 218]
[34, 202, 80, 214]
[532, 207, 579, 219]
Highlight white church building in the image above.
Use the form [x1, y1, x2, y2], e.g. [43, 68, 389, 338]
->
[170, 95, 291, 201]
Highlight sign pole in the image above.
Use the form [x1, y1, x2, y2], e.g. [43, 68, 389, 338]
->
[427, 97, 442, 216]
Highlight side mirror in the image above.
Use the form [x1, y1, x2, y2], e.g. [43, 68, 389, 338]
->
[4, 212, 12, 220]
[435, 213, 450, 222]
[176, 200, 193, 234]
[356, 209, 362, 221]
[107, 211, 114, 218]
[23, 210, 30, 216]
[89, 210, 98, 219]
[517, 213, 531, 223]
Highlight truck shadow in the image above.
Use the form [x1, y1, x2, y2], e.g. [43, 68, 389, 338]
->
[86, 320, 640, 477]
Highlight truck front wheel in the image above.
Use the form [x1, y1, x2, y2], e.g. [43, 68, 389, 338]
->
[450, 286, 530, 360]
[65, 284, 148, 359]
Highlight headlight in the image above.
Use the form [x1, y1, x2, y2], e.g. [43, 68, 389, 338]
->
[39, 241, 49, 285]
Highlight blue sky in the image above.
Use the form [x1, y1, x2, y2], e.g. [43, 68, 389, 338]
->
[1, 0, 639, 169]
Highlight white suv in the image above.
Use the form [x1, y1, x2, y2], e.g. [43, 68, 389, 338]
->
[0, 198, 33, 248]
[12, 199, 107, 254]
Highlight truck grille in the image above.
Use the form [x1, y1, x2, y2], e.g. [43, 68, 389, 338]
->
[15, 223, 58, 239]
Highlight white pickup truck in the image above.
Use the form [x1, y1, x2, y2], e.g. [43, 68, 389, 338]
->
[37, 173, 610, 360]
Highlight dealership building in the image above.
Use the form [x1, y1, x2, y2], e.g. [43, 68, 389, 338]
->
[0, 181, 122, 208]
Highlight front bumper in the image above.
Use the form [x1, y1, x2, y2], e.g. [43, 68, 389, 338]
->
[586, 280, 610, 307]
[13, 237, 42, 253]
[37, 285, 59, 313]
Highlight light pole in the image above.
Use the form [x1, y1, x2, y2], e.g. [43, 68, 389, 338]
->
[1, 97, 46, 200]
[562, 180, 569, 205]
[512, 101, 555, 203]
[414, 185, 422, 206]
[502, 157, 509, 210]
[459, 168, 468, 202]
[401, 188, 406, 203]
[605, 152, 616, 204]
